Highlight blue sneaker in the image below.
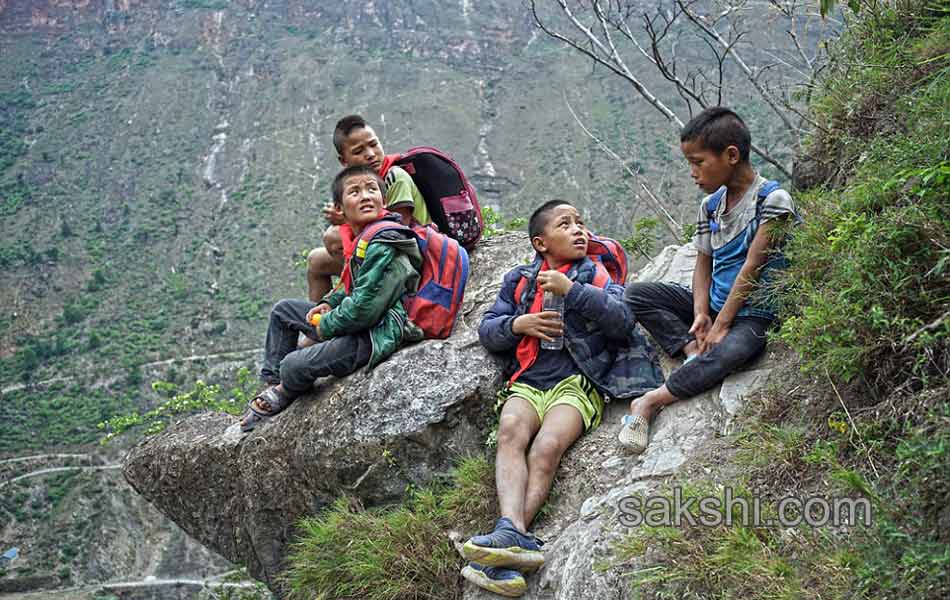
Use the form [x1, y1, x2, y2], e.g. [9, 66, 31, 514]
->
[461, 562, 527, 597]
[462, 517, 545, 570]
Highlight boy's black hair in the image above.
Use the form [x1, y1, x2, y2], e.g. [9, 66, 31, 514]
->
[333, 114, 369, 155]
[331, 164, 383, 206]
[680, 107, 751, 162]
[528, 199, 574, 239]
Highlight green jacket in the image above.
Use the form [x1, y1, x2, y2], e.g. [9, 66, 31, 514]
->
[319, 228, 424, 369]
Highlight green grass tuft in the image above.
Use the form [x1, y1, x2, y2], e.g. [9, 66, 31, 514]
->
[282, 457, 496, 600]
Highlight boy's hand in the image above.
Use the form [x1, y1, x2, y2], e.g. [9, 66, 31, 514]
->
[322, 202, 345, 226]
[537, 270, 573, 296]
[306, 303, 331, 325]
[689, 313, 712, 350]
[702, 320, 731, 352]
[512, 311, 563, 342]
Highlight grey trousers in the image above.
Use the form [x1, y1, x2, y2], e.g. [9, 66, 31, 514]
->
[260, 299, 371, 394]
[624, 282, 772, 399]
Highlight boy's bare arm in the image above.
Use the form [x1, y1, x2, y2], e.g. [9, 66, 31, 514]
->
[391, 204, 414, 225]
[690, 252, 714, 344]
[692, 251, 713, 314]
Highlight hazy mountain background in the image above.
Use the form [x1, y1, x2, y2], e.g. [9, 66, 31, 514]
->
[0, 0, 822, 596]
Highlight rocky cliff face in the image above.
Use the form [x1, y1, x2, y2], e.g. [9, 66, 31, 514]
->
[123, 231, 535, 589]
[124, 236, 778, 598]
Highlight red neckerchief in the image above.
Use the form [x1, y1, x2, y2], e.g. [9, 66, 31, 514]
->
[335, 156, 399, 293]
[510, 261, 573, 384]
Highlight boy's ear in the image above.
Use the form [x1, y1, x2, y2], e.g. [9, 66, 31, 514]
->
[530, 235, 547, 254]
[725, 145, 741, 165]
[337, 154, 346, 167]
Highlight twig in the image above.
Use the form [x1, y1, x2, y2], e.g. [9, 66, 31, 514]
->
[902, 310, 950, 347]
[562, 92, 682, 238]
[531, 0, 685, 128]
[675, 0, 800, 147]
[826, 368, 880, 480]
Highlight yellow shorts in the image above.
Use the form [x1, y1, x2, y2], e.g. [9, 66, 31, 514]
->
[499, 374, 604, 431]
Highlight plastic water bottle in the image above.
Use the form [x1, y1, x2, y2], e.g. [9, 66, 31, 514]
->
[540, 290, 565, 350]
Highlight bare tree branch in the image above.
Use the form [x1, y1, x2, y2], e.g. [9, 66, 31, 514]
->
[562, 92, 682, 239]
[675, 0, 801, 147]
[531, 0, 796, 180]
[531, 0, 685, 128]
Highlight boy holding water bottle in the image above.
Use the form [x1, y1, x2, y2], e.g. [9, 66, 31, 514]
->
[463, 200, 662, 597]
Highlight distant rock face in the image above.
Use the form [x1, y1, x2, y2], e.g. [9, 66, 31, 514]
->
[462, 243, 776, 600]
[123, 231, 534, 591]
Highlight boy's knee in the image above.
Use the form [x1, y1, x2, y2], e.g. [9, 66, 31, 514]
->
[719, 323, 769, 365]
[623, 282, 653, 307]
[271, 298, 294, 318]
[527, 434, 563, 473]
[497, 413, 531, 449]
[307, 247, 329, 273]
[322, 225, 343, 259]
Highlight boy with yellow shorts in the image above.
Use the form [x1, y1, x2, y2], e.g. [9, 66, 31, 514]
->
[462, 200, 662, 597]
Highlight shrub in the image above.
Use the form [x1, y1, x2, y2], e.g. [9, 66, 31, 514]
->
[98, 367, 256, 442]
[283, 457, 496, 600]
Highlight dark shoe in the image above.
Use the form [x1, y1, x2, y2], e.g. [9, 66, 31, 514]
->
[462, 517, 544, 570]
[461, 562, 527, 597]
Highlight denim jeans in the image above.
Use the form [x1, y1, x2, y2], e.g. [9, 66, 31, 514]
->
[624, 282, 772, 399]
[260, 299, 371, 394]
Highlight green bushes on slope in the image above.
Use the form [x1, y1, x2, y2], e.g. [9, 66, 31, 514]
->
[282, 457, 496, 600]
[777, 2, 949, 386]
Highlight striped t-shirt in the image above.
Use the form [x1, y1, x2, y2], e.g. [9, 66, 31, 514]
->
[694, 175, 800, 319]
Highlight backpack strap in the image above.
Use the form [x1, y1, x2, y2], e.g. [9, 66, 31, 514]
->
[704, 187, 728, 233]
[706, 180, 782, 233]
[755, 180, 781, 224]
[347, 217, 414, 277]
[591, 262, 611, 289]
[512, 262, 543, 308]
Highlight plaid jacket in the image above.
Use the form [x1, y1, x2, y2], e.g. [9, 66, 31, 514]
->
[479, 256, 663, 400]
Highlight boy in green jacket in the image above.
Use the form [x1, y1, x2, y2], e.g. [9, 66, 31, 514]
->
[240, 164, 423, 431]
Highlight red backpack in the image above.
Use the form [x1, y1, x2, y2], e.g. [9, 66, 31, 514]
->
[351, 220, 470, 339]
[389, 147, 483, 250]
[587, 234, 628, 284]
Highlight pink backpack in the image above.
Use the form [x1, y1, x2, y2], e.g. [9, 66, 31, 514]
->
[353, 220, 470, 339]
[392, 147, 483, 250]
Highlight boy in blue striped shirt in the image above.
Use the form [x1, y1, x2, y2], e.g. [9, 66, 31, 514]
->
[621, 107, 801, 454]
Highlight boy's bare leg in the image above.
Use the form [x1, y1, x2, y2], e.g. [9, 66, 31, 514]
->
[306, 247, 344, 303]
[522, 404, 584, 527]
[629, 384, 679, 423]
[495, 396, 542, 533]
